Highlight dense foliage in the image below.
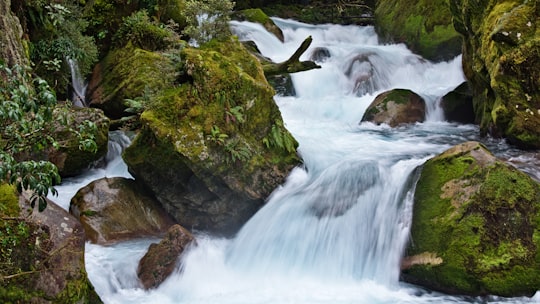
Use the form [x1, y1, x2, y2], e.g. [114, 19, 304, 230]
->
[0, 63, 97, 211]
[12, 0, 98, 99]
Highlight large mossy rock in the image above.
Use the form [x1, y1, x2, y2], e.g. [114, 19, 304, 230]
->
[361, 88, 426, 127]
[123, 38, 300, 236]
[374, 0, 462, 61]
[0, 184, 101, 303]
[70, 177, 176, 244]
[404, 141, 540, 297]
[86, 45, 177, 119]
[450, 0, 540, 149]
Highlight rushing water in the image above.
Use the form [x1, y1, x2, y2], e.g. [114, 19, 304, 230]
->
[51, 19, 540, 303]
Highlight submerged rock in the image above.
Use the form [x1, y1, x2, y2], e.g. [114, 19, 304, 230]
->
[70, 177, 176, 244]
[404, 141, 540, 297]
[361, 88, 426, 127]
[137, 224, 195, 289]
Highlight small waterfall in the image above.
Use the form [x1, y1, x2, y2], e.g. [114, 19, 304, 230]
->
[67, 58, 87, 107]
[226, 159, 423, 286]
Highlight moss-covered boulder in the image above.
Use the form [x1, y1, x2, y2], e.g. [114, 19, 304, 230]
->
[0, 184, 101, 303]
[361, 88, 426, 127]
[450, 0, 539, 149]
[441, 82, 475, 124]
[47, 107, 109, 177]
[123, 37, 300, 236]
[375, 0, 462, 61]
[404, 141, 540, 297]
[86, 45, 178, 119]
[70, 177, 176, 244]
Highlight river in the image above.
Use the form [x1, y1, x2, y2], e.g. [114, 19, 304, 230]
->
[53, 18, 540, 304]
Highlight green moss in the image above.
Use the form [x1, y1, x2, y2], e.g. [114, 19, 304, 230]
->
[0, 184, 19, 217]
[97, 45, 176, 118]
[238, 8, 271, 24]
[55, 268, 102, 303]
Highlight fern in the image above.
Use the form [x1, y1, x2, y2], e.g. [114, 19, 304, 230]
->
[224, 139, 252, 163]
[263, 120, 296, 153]
[206, 125, 228, 145]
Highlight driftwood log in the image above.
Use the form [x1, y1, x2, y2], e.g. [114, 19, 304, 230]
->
[262, 36, 321, 77]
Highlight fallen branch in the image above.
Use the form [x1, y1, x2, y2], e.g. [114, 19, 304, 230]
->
[262, 36, 321, 77]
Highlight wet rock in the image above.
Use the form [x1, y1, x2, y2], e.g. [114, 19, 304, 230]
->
[86, 46, 177, 119]
[137, 224, 195, 289]
[70, 177, 176, 244]
[440, 82, 475, 124]
[310, 47, 331, 62]
[361, 89, 426, 127]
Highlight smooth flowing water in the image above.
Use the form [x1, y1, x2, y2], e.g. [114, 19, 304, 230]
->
[52, 19, 540, 303]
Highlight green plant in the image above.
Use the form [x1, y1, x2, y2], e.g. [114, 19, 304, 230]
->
[263, 119, 296, 153]
[224, 139, 252, 163]
[206, 125, 229, 145]
[0, 64, 97, 211]
[182, 0, 235, 45]
[225, 105, 245, 124]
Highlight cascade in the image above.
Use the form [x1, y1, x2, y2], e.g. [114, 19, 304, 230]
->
[49, 18, 539, 304]
[67, 58, 88, 107]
